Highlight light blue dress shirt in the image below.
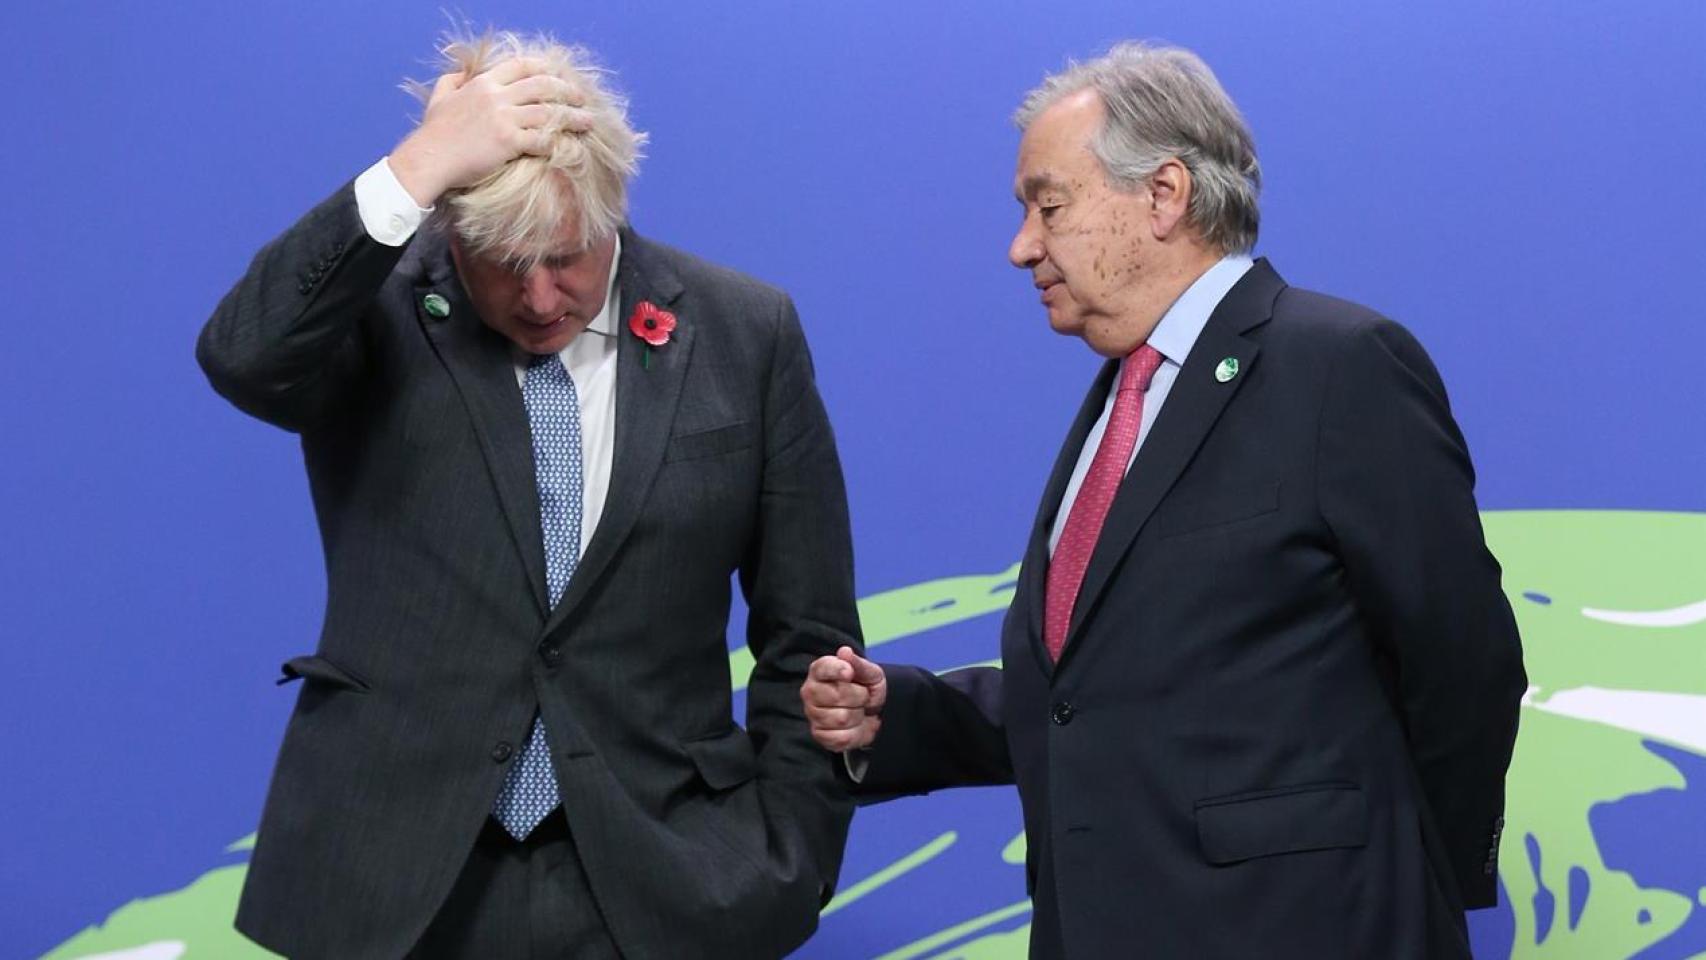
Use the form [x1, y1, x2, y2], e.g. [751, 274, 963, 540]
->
[1047, 254, 1255, 556]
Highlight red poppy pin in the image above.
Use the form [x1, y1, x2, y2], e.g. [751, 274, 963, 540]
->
[628, 300, 676, 368]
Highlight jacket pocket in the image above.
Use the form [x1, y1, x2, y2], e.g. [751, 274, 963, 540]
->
[277, 654, 370, 693]
[682, 728, 759, 790]
[1154, 481, 1280, 539]
[665, 421, 756, 463]
[1194, 781, 1368, 865]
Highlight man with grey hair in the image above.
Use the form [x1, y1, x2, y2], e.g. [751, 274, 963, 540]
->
[200, 31, 861, 959]
[803, 42, 1524, 958]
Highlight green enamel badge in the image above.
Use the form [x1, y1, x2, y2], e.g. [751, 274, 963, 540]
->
[1214, 357, 1240, 383]
[422, 293, 450, 318]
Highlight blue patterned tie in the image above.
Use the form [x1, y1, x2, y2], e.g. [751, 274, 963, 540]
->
[493, 353, 584, 839]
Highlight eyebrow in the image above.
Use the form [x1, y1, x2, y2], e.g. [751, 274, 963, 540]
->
[1015, 173, 1069, 203]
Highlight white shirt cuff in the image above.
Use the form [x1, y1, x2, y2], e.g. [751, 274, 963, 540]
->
[354, 157, 433, 247]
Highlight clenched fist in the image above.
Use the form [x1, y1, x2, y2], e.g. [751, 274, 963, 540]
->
[800, 646, 887, 752]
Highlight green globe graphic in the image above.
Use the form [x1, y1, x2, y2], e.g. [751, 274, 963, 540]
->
[43, 511, 1706, 959]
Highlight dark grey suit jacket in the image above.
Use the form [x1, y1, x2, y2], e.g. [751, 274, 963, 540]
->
[198, 183, 862, 959]
[859, 261, 1526, 959]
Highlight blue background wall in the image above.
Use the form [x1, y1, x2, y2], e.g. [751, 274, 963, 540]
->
[5, 1, 1703, 957]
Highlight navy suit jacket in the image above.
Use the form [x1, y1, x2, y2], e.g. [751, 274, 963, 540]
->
[862, 260, 1525, 959]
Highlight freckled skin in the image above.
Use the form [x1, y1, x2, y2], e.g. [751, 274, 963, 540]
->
[1008, 89, 1222, 358]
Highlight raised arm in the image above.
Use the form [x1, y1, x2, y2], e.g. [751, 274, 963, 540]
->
[196, 60, 586, 430]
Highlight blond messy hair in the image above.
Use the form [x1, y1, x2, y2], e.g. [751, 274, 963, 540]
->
[409, 30, 647, 266]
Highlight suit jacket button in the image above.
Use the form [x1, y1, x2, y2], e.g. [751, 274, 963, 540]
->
[491, 741, 513, 763]
[1051, 701, 1075, 725]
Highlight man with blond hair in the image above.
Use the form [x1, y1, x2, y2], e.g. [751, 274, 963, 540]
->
[200, 31, 861, 959]
[802, 43, 1524, 958]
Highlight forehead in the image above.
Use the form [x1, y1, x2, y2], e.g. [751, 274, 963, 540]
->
[1013, 89, 1106, 195]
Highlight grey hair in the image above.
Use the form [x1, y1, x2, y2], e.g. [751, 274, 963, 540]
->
[407, 30, 647, 266]
[1014, 42, 1261, 254]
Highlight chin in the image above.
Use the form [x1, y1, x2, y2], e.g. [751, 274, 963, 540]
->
[520, 323, 581, 354]
[1048, 311, 1085, 338]
[1081, 325, 1140, 359]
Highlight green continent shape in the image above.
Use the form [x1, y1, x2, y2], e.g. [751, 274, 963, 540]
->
[1499, 709, 1691, 957]
[42, 859, 279, 959]
[1484, 511, 1705, 700]
[1481, 511, 1706, 958]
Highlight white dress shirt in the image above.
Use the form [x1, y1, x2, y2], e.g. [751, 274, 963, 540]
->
[354, 157, 620, 556]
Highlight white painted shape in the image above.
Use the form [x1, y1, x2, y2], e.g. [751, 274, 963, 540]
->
[1580, 598, 1706, 627]
[1530, 686, 1706, 753]
[70, 943, 187, 960]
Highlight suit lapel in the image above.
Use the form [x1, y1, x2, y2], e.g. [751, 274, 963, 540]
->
[1056, 260, 1285, 670]
[545, 227, 690, 635]
[409, 230, 551, 615]
[1019, 360, 1121, 675]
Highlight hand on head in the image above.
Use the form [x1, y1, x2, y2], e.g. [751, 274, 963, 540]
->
[800, 646, 887, 752]
[389, 57, 592, 208]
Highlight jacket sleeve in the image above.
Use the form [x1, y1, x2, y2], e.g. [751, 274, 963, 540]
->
[1316, 316, 1527, 908]
[196, 182, 408, 432]
[737, 293, 863, 904]
[857, 663, 1014, 797]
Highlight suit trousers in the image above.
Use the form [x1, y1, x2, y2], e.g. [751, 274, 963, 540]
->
[408, 813, 622, 960]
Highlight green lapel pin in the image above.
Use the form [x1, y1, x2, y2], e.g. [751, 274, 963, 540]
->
[1214, 356, 1240, 383]
[422, 293, 450, 319]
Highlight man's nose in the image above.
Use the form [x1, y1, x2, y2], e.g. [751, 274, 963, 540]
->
[519, 267, 566, 317]
[1009, 221, 1042, 269]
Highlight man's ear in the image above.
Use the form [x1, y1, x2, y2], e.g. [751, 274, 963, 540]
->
[1147, 158, 1193, 240]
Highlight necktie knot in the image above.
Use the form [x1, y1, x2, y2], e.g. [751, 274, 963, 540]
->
[527, 352, 566, 378]
[1120, 343, 1165, 394]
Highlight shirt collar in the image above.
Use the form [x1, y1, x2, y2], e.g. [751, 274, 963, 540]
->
[584, 232, 624, 338]
[1144, 253, 1254, 366]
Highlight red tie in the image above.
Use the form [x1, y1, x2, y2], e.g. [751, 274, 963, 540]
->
[1045, 344, 1164, 662]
